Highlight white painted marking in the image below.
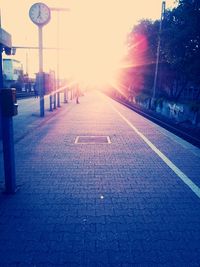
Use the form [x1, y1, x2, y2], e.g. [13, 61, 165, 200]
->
[112, 106, 200, 199]
[157, 126, 200, 158]
[74, 136, 79, 144]
[75, 136, 111, 144]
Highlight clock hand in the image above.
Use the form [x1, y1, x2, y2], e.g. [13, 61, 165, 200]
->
[37, 5, 41, 18]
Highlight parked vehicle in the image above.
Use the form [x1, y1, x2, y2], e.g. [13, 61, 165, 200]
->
[3, 58, 23, 90]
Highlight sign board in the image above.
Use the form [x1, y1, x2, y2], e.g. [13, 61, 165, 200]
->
[0, 28, 12, 48]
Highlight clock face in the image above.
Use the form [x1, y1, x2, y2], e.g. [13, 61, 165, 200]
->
[29, 3, 51, 26]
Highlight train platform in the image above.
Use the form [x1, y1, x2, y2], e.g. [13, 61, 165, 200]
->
[0, 90, 200, 267]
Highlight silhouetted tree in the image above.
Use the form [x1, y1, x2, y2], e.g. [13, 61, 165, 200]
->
[124, 0, 200, 101]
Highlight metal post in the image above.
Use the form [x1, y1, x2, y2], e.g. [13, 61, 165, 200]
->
[49, 94, 53, 111]
[57, 11, 61, 107]
[64, 88, 68, 103]
[152, 1, 166, 106]
[53, 91, 57, 109]
[39, 26, 45, 117]
[0, 44, 3, 139]
[26, 50, 29, 75]
[0, 91, 18, 194]
[0, 45, 3, 87]
[0, 16, 16, 193]
[1, 113, 16, 193]
[49, 7, 70, 108]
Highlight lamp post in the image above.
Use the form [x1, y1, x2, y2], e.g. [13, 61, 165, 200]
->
[151, 1, 166, 108]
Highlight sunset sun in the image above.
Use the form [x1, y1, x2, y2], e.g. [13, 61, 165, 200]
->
[58, 1, 134, 88]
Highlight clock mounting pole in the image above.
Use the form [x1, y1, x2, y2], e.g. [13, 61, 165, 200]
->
[29, 2, 51, 117]
[38, 25, 44, 117]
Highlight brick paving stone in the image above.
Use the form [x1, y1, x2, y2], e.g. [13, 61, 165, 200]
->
[0, 91, 200, 266]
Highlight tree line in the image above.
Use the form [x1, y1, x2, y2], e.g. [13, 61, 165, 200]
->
[122, 0, 200, 103]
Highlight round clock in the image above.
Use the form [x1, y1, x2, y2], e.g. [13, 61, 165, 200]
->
[29, 3, 51, 26]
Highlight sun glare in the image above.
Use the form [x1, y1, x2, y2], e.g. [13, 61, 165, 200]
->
[65, 46, 122, 89]
[2, 0, 177, 86]
[58, 0, 133, 88]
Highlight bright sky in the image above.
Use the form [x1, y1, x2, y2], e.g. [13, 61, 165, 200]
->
[0, 0, 176, 85]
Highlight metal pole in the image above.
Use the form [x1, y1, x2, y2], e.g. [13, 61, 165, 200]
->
[152, 1, 166, 104]
[49, 7, 70, 108]
[0, 49, 16, 194]
[53, 90, 57, 109]
[0, 46, 17, 193]
[0, 44, 3, 139]
[64, 88, 68, 103]
[0, 45, 3, 87]
[0, 13, 16, 193]
[57, 11, 61, 107]
[26, 51, 29, 75]
[0, 9, 1, 28]
[38, 26, 45, 117]
[50, 7, 70, 11]
[1, 113, 16, 193]
[49, 94, 53, 111]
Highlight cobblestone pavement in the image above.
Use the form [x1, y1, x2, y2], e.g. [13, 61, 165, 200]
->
[0, 91, 200, 267]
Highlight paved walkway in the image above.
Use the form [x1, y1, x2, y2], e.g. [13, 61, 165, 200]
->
[0, 91, 200, 267]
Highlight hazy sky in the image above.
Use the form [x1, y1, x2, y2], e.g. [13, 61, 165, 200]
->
[0, 0, 177, 80]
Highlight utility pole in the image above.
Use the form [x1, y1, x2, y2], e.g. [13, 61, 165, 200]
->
[151, 1, 166, 108]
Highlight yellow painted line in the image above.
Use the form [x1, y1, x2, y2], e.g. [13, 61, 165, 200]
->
[112, 105, 200, 199]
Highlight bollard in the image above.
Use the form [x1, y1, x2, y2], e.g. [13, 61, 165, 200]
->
[53, 93, 57, 109]
[49, 94, 53, 111]
[57, 92, 61, 107]
[40, 95, 45, 117]
[64, 88, 68, 103]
